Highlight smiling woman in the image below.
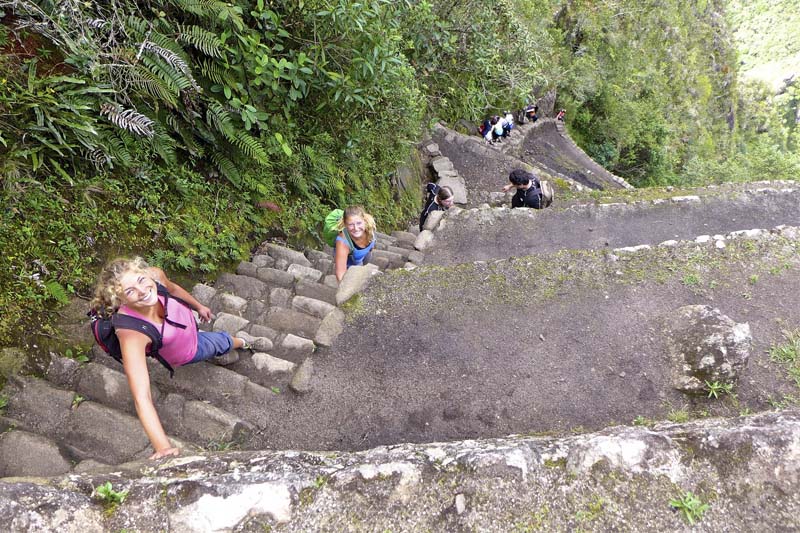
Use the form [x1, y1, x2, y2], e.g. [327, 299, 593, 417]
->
[89, 257, 250, 460]
[333, 206, 377, 283]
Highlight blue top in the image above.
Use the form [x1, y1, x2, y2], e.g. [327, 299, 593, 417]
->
[336, 234, 376, 267]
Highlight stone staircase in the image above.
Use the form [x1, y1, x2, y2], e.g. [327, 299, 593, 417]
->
[0, 231, 423, 477]
[3, 120, 800, 531]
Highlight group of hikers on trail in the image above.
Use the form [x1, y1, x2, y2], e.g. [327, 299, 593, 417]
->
[479, 111, 516, 144]
[89, 152, 551, 460]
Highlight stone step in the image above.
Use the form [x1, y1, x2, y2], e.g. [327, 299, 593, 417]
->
[3, 376, 154, 464]
[46, 356, 254, 449]
[0, 427, 72, 478]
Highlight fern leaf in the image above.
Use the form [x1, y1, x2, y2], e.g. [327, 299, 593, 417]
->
[44, 280, 70, 305]
[233, 131, 269, 164]
[100, 103, 155, 137]
[141, 42, 200, 92]
[177, 25, 223, 58]
[206, 101, 237, 141]
[197, 59, 229, 85]
[211, 151, 241, 184]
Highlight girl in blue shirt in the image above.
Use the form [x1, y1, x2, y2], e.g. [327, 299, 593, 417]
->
[334, 205, 377, 282]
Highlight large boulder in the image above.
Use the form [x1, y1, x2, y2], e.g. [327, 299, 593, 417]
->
[664, 305, 752, 395]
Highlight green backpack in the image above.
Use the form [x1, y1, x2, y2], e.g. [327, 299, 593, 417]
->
[323, 209, 354, 250]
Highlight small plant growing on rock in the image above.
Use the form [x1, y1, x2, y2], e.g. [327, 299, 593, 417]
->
[71, 394, 85, 409]
[94, 481, 128, 516]
[769, 329, 800, 364]
[682, 273, 700, 286]
[667, 407, 689, 423]
[632, 415, 654, 427]
[670, 490, 709, 525]
[704, 380, 733, 399]
[64, 347, 89, 363]
[0, 394, 7, 414]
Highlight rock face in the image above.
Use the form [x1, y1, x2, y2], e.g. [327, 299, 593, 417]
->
[1, 410, 798, 532]
[665, 305, 752, 394]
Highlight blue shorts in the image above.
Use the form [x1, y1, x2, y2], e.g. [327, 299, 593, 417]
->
[189, 331, 234, 364]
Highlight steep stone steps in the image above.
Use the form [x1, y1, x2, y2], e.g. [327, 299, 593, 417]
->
[1, 375, 165, 468]
[420, 185, 800, 265]
[259, 225, 800, 451]
[0, 232, 426, 472]
[430, 123, 584, 207]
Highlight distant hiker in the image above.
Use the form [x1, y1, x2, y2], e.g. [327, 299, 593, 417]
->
[89, 257, 251, 460]
[334, 205, 377, 282]
[556, 108, 566, 121]
[502, 169, 552, 209]
[524, 103, 539, 123]
[419, 183, 454, 231]
[492, 115, 505, 142]
[479, 118, 492, 140]
[503, 111, 515, 136]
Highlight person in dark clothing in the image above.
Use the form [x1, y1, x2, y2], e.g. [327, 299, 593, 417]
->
[524, 103, 539, 123]
[502, 169, 544, 209]
[419, 183, 454, 230]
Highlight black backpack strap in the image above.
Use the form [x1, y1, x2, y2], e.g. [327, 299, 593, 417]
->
[155, 281, 197, 330]
[111, 313, 175, 377]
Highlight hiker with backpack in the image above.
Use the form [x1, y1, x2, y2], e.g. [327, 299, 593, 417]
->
[89, 257, 251, 460]
[502, 169, 553, 209]
[419, 183, 454, 231]
[330, 205, 377, 282]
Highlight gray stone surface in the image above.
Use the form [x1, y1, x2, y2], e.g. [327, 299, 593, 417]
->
[0, 430, 71, 478]
[336, 264, 381, 305]
[315, 308, 345, 347]
[287, 263, 324, 283]
[265, 244, 312, 268]
[289, 358, 314, 393]
[437, 174, 468, 205]
[292, 296, 336, 319]
[252, 353, 296, 374]
[414, 230, 435, 251]
[256, 267, 295, 289]
[407, 250, 425, 264]
[243, 299, 268, 322]
[665, 305, 752, 394]
[76, 362, 160, 414]
[262, 308, 322, 339]
[65, 401, 151, 463]
[323, 275, 339, 288]
[431, 156, 455, 174]
[235, 261, 258, 279]
[295, 280, 338, 306]
[5, 411, 800, 532]
[249, 324, 279, 342]
[216, 292, 248, 316]
[148, 359, 249, 409]
[213, 313, 250, 335]
[215, 273, 271, 300]
[4, 376, 74, 435]
[269, 287, 293, 308]
[251, 254, 275, 268]
[279, 334, 316, 359]
[371, 249, 405, 268]
[182, 398, 253, 443]
[46, 355, 81, 389]
[191, 283, 217, 307]
[367, 255, 389, 270]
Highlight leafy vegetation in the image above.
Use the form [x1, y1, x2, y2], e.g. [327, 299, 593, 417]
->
[704, 380, 734, 399]
[1, 0, 797, 349]
[769, 329, 800, 389]
[670, 490, 710, 525]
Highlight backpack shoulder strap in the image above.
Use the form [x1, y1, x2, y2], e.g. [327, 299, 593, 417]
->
[111, 312, 175, 377]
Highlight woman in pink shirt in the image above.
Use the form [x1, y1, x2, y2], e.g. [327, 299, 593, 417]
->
[90, 257, 249, 459]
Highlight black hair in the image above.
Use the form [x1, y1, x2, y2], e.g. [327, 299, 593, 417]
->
[508, 169, 534, 186]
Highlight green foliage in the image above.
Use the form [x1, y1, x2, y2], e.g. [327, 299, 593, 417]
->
[769, 329, 800, 389]
[94, 481, 128, 505]
[704, 380, 734, 399]
[0, 394, 7, 414]
[669, 491, 710, 525]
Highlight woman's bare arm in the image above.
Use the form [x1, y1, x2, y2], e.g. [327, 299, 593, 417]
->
[118, 329, 180, 459]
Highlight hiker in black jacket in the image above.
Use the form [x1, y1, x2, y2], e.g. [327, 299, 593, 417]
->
[502, 169, 544, 209]
[419, 183, 454, 231]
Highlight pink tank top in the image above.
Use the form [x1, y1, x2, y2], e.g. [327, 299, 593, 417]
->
[119, 294, 198, 367]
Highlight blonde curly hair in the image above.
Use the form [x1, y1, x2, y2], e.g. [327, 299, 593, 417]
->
[335, 205, 377, 243]
[90, 256, 151, 317]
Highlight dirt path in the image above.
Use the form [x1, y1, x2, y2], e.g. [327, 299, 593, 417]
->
[423, 189, 800, 265]
[257, 236, 800, 451]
